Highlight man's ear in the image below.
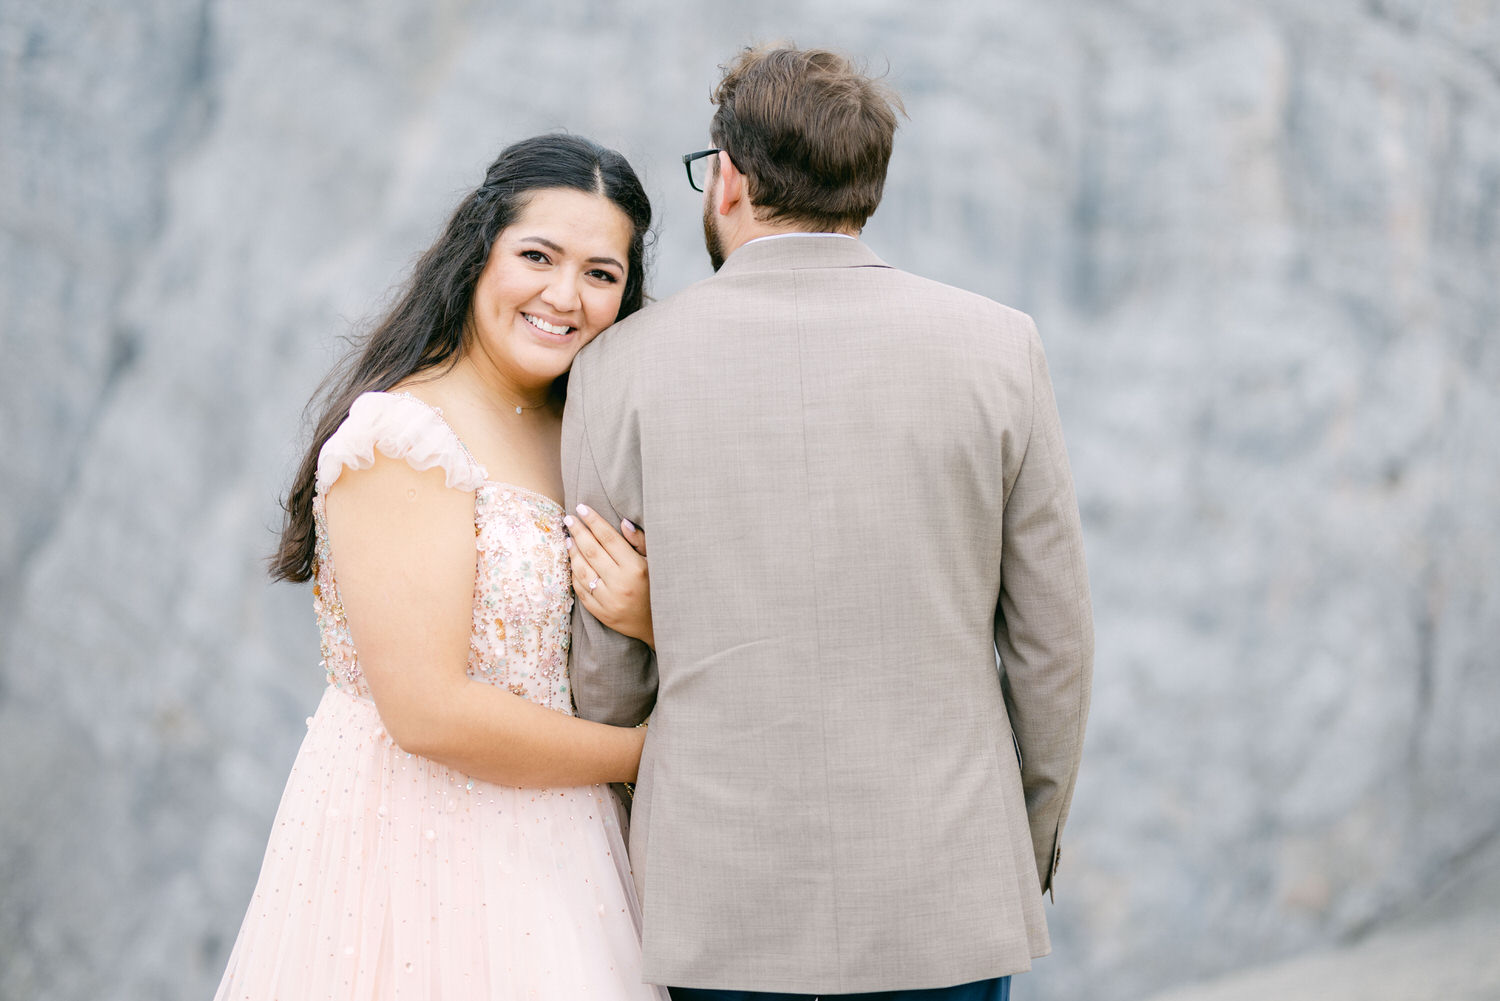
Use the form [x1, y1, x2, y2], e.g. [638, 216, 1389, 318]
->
[715, 150, 744, 217]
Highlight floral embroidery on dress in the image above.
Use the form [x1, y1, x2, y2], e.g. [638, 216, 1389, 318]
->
[468, 485, 574, 712]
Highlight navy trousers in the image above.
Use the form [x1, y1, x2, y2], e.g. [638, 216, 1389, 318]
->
[668, 975, 1011, 1001]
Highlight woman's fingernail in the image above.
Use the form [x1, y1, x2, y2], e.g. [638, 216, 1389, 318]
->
[622, 519, 637, 533]
[576, 504, 591, 517]
[563, 515, 575, 527]
[565, 537, 573, 549]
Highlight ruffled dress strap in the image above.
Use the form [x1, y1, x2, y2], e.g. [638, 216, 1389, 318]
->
[315, 391, 488, 495]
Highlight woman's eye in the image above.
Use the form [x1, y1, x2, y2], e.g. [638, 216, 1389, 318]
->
[588, 269, 620, 284]
[521, 250, 549, 264]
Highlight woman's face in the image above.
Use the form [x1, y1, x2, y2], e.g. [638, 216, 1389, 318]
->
[468, 187, 633, 392]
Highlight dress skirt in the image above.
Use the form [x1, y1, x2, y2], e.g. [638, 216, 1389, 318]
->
[215, 684, 660, 1000]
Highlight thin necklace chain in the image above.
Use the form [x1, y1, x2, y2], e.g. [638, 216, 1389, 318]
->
[462, 367, 550, 416]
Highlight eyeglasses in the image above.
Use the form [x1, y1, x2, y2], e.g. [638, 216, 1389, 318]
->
[681, 149, 722, 192]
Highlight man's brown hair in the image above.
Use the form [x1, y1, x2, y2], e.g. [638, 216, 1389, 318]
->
[710, 45, 903, 232]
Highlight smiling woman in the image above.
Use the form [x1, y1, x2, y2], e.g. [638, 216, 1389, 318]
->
[213, 135, 667, 1000]
[465, 187, 634, 415]
[271, 135, 652, 585]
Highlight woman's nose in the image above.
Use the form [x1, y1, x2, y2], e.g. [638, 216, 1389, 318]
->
[540, 271, 580, 312]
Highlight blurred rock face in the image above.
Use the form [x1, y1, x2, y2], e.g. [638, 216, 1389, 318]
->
[1, 1, 1496, 999]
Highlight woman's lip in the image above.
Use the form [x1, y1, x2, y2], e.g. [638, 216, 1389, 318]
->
[522, 312, 574, 337]
[528, 313, 573, 336]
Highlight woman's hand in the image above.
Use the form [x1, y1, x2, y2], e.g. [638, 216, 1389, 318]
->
[566, 505, 653, 648]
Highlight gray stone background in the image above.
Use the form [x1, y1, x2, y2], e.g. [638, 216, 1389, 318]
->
[2, 1, 1497, 999]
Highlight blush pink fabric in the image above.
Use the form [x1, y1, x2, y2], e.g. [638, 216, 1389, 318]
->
[215, 392, 663, 1000]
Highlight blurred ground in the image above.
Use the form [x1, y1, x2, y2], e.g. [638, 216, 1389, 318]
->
[1145, 835, 1500, 1001]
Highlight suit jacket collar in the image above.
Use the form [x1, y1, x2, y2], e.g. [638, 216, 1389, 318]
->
[714, 234, 891, 276]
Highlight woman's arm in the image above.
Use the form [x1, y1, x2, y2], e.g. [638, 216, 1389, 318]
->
[324, 453, 643, 787]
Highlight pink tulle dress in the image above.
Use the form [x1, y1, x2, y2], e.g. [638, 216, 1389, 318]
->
[215, 391, 664, 1000]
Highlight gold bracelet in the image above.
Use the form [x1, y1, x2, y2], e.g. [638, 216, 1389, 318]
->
[624, 720, 649, 798]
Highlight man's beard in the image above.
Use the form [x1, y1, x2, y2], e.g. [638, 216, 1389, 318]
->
[703, 195, 726, 272]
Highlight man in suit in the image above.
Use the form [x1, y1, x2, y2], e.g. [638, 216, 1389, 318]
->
[562, 45, 1093, 1001]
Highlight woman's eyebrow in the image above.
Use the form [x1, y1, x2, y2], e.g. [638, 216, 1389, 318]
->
[519, 235, 623, 271]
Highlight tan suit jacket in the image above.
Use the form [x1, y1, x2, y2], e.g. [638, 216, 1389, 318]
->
[562, 235, 1093, 994]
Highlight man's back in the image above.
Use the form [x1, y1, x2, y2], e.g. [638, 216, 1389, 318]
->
[564, 235, 1092, 995]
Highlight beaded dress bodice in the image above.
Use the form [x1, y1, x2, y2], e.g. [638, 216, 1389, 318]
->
[309, 392, 576, 715]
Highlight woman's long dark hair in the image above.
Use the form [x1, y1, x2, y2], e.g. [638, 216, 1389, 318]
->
[270, 134, 653, 583]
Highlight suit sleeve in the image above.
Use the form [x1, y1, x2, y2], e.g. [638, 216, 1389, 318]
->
[561, 344, 658, 728]
[995, 319, 1095, 896]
